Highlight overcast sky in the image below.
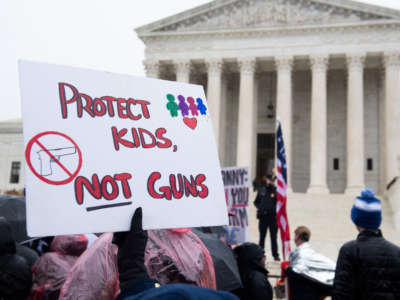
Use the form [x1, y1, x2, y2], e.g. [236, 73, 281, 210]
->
[1, 0, 400, 121]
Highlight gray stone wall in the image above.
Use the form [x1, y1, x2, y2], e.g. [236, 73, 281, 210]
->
[292, 70, 311, 193]
[325, 68, 380, 193]
[0, 132, 25, 193]
[327, 69, 347, 193]
[222, 73, 239, 167]
[256, 72, 276, 134]
[364, 69, 380, 193]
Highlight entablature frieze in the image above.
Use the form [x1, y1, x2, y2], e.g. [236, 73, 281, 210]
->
[142, 25, 400, 63]
[140, 20, 400, 41]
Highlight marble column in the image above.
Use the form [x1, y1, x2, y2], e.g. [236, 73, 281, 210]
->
[175, 59, 191, 83]
[206, 59, 223, 148]
[345, 54, 365, 195]
[378, 68, 386, 195]
[143, 60, 160, 78]
[275, 56, 293, 192]
[236, 58, 256, 177]
[384, 52, 400, 186]
[219, 74, 228, 165]
[307, 55, 330, 194]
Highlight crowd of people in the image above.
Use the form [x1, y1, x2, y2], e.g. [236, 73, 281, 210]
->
[1, 182, 400, 299]
[254, 175, 400, 300]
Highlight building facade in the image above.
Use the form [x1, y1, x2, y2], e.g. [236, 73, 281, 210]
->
[1, 0, 400, 195]
[136, 0, 400, 194]
[0, 120, 25, 193]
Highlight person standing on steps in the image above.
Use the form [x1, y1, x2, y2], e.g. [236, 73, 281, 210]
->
[254, 174, 280, 261]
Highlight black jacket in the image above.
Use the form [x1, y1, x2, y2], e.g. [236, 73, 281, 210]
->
[333, 229, 400, 300]
[234, 243, 273, 300]
[16, 244, 39, 268]
[0, 217, 32, 300]
[286, 267, 332, 300]
[254, 183, 276, 218]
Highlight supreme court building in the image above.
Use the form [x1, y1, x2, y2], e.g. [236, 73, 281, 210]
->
[136, 0, 400, 195]
[1, 0, 400, 196]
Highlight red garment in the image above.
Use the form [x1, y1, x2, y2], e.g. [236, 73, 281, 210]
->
[59, 233, 119, 300]
[145, 229, 216, 289]
[278, 261, 291, 300]
[29, 235, 88, 300]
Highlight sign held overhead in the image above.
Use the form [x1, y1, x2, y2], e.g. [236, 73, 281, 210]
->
[19, 60, 228, 237]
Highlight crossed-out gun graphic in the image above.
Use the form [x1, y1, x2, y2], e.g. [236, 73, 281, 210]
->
[37, 147, 76, 176]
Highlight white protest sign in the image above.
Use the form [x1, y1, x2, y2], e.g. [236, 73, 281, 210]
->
[218, 167, 250, 244]
[19, 60, 228, 237]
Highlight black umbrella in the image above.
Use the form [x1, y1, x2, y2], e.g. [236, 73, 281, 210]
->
[0, 195, 29, 243]
[192, 228, 242, 292]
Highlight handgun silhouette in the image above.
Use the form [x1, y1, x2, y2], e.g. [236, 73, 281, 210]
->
[37, 147, 76, 176]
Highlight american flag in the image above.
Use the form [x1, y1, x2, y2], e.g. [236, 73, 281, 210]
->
[276, 119, 291, 259]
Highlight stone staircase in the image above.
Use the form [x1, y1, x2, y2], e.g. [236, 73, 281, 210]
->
[248, 192, 399, 261]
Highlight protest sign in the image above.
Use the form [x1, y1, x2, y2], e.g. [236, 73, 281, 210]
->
[218, 166, 250, 244]
[19, 60, 228, 236]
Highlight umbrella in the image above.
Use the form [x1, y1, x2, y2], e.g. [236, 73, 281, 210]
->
[192, 228, 242, 292]
[0, 195, 29, 243]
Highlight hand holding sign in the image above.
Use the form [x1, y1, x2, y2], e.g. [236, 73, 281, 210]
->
[114, 207, 146, 248]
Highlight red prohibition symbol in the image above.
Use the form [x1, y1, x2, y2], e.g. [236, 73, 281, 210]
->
[25, 131, 82, 185]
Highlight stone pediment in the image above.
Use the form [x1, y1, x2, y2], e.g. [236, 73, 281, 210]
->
[136, 0, 400, 34]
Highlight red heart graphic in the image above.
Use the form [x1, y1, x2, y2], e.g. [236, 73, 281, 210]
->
[183, 117, 197, 130]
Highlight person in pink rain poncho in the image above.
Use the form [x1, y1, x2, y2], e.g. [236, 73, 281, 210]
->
[29, 234, 88, 300]
[145, 228, 216, 290]
[58, 232, 120, 300]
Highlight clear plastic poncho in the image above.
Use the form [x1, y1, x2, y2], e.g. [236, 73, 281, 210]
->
[145, 229, 216, 289]
[29, 234, 88, 300]
[59, 233, 119, 300]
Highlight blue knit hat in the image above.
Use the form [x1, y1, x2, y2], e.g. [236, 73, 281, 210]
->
[351, 189, 382, 229]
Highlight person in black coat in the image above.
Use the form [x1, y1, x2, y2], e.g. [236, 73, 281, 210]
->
[333, 189, 400, 300]
[0, 217, 32, 300]
[254, 174, 280, 261]
[233, 242, 273, 300]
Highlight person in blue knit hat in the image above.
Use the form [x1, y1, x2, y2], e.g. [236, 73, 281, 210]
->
[333, 189, 400, 300]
